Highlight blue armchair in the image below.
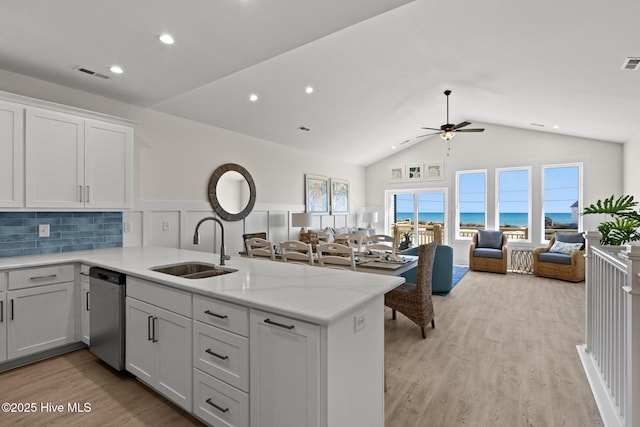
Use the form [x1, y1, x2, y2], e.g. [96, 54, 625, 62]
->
[401, 244, 454, 294]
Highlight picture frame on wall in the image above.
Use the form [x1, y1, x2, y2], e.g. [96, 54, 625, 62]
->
[425, 161, 444, 181]
[305, 174, 329, 214]
[330, 178, 350, 214]
[390, 166, 405, 182]
[406, 164, 423, 182]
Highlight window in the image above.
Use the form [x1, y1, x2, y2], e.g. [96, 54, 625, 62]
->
[542, 163, 582, 241]
[456, 170, 486, 239]
[386, 189, 448, 248]
[496, 167, 531, 241]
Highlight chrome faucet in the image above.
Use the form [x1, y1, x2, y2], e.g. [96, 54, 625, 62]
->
[193, 217, 230, 266]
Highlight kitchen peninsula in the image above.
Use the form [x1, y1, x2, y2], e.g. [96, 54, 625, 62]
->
[0, 246, 402, 427]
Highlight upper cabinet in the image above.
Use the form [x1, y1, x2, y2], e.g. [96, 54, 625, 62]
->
[0, 101, 24, 207]
[25, 108, 133, 209]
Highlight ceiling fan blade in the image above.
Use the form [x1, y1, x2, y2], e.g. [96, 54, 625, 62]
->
[453, 121, 471, 129]
[456, 128, 485, 133]
[415, 131, 442, 138]
[420, 127, 442, 131]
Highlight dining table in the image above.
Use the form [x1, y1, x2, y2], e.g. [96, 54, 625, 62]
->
[354, 253, 418, 276]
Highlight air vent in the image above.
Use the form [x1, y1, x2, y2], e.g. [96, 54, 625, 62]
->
[75, 66, 110, 79]
[399, 139, 411, 146]
[622, 57, 640, 70]
[298, 125, 311, 132]
[530, 123, 545, 128]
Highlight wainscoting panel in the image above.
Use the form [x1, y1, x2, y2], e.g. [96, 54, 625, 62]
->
[148, 210, 180, 249]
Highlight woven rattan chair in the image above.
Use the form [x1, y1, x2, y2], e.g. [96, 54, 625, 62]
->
[384, 242, 437, 339]
[533, 234, 585, 282]
[317, 242, 356, 271]
[469, 230, 508, 274]
[245, 237, 275, 260]
[280, 240, 314, 266]
[365, 234, 396, 253]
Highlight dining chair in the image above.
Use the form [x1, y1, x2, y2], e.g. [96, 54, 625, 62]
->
[333, 233, 365, 251]
[384, 242, 437, 339]
[280, 240, 314, 266]
[245, 237, 275, 260]
[242, 232, 267, 252]
[365, 234, 396, 253]
[317, 242, 356, 271]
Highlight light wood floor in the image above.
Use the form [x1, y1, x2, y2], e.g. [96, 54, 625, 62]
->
[0, 271, 603, 427]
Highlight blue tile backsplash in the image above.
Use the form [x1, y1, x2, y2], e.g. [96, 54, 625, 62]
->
[0, 212, 123, 258]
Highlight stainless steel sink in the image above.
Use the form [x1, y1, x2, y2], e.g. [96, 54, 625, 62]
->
[150, 262, 237, 279]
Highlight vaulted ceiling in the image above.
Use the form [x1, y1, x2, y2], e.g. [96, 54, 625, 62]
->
[2, 0, 639, 166]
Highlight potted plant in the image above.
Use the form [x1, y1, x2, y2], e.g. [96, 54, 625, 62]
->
[399, 231, 412, 250]
[582, 195, 640, 246]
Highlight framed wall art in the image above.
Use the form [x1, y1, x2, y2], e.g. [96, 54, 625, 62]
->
[390, 166, 405, 182]
[305, 174, 329, 214]
[330, 178, 350, 214]
[425, 162, 444, 181]
[406, 163, 423, 182]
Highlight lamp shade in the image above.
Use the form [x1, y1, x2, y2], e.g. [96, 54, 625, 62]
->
[363, 212, 378, 223]
[292, 212, 313, 228]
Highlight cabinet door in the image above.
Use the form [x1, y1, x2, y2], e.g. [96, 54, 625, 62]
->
[0, 101, 24, 207]
[80, 277, 90, 345]
[84, 120, 133, 209]
[25, 108, 84, 208]
[7, 282, 75, 360]
[155, 306, 192, 411]
[125, 297, 155, 384]
[250, 310, 320, 427]
[0, 292, 6, 362]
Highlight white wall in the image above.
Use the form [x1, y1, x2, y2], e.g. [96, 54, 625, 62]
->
[623, 130, 640, 200]
[366, 122, 624, 264]
[0, 69, 366, 251]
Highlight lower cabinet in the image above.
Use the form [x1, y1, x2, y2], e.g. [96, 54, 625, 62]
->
[249, 309, 321, 427]
[80, 266, 90, 345]
[125, 296, 192, 411]
[7, 281, 75, 360]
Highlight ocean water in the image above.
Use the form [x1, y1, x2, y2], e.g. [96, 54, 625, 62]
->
[396, 212, 574, 226]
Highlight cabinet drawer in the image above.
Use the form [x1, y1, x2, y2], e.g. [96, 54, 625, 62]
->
[194, 295, 248, 337]
[127, 277, 191, 317]
[193, 368, 248, 427]
[8, 264, 74, 290]
[193, 321, 248, 392]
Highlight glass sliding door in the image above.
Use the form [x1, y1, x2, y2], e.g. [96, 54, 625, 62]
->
[387, 189, 447, 249]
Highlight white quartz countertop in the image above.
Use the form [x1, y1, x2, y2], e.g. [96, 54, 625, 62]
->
[0, 246, 404, 325]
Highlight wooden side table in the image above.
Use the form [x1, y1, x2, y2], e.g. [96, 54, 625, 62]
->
[511, 247, 534, 274]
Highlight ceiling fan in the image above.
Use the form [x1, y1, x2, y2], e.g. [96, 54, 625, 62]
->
[416, 90, 484, 141]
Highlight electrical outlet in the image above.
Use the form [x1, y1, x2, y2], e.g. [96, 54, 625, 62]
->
[162, 220, 171, 231]
[354, 311, 367, 333]
[38, 224, 50, 238]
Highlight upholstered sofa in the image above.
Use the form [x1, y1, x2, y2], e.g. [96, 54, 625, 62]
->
[469, 230, 508, 274]
[400, 244, 454, 294]
[533, 232, 585, 282]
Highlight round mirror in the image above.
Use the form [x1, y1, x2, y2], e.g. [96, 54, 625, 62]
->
[208, 163, 256, 221]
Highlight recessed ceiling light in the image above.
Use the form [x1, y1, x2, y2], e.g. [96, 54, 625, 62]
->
[249, 94, 259, 102]
[552, 125, 560, 129]
[159, 34, 175, 45]
[109, 65, 124, 74]
[391, 146, 397, 150]
[305, 86, 314, 94]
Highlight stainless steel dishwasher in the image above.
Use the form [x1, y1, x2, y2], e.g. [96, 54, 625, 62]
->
[89, 267, 126, 371]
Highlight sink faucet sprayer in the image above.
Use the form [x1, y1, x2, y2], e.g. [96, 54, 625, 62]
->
[193, 217, 230, 266]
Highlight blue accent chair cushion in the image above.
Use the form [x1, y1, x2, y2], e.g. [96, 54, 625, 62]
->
[473, 247, 503, 259]
[538, 252, 572, 265]
[401, 245, 454, 294]
[477, 230, 504, 249]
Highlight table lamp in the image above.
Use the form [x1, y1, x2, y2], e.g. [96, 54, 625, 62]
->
[292, 212, 313, 232]
[364, 212, 378, 229]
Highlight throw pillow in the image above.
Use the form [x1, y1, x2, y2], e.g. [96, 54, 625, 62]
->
[549, 241, 583, 255]
[477, 230, 504, 249]
[556, 232, 584, 247]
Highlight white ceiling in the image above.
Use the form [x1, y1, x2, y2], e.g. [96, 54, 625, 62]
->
[2, 0, 640, 166]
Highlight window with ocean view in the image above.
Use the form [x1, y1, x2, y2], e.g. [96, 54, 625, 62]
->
[542, 163, 582, 241]
[496, 167, 531, 241]
[389, 189, 447, 248]
[456, 170, 486, 239]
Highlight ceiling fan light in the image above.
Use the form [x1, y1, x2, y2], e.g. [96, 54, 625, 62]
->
[441, 131, 455, 140]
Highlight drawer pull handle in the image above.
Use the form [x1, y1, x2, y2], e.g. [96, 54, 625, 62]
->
[264, 318, 295, 330]
[205, 398, 229, 413]
[147, 316, 154, 341]
[205, 348, 229, 360]
[86, 291, 90, 311]
[204, 309, 228, 319]
[30, 274, 57, 281]
[0, 300, 3, 322]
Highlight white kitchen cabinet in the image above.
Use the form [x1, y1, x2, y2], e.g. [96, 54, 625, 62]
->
[80, 266, 90, 345]
[250, 309, 321, 427]
[0, 100, 24, 207]
[7, 282, 75, 360]
[0, 273, 6, 363]
[126, 286, 192, 412]
[25, 108, 133, 209]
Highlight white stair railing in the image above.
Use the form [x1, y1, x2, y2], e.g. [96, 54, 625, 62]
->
[581, 231, 640, 427]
